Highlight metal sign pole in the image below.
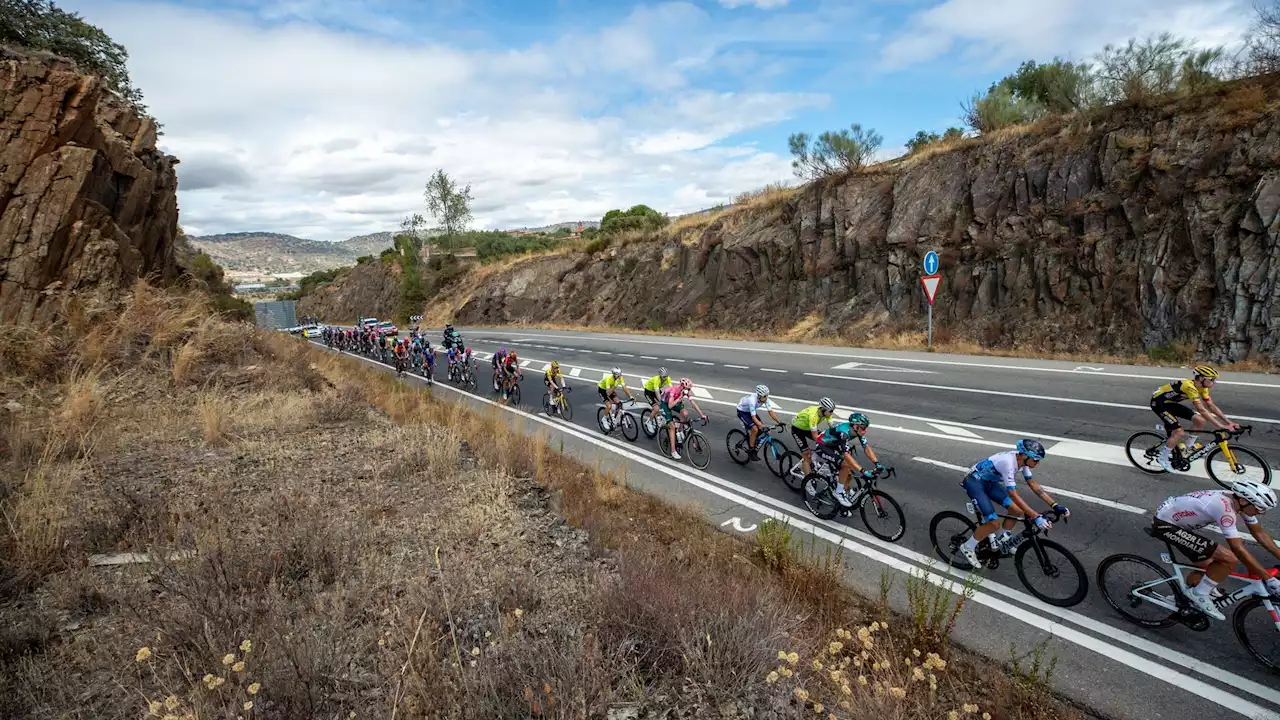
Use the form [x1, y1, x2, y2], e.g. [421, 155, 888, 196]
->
[927, 305, 933, 350]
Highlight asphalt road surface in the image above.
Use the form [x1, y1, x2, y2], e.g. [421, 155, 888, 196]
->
[317, 327, 1280, 720]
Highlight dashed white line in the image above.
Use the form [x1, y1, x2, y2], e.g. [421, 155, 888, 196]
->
[760, 368, 787, 373]
[641, 356, 658, 360]
[724, 364, 749, 369]
[665, 358, 686, 362]
[620, 353, 636, 357]
[693, 361, 714, 366]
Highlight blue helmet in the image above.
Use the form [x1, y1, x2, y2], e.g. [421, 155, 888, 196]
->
[1017, 438, 1046, 461]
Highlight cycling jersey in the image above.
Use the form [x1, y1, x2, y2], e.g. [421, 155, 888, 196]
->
[599, 374, 626, 391]
[1155, 490, 1258, 540]
[821, 422, 868, 449]
[643, 375, 671, 393]
[545, 369, 563, 385]
[792, 406, 827, 432]
[736, 394, 777, 415]
[659, 384, 684, 406]
[969, 450, 1033, 490]
[1152, 379, 1210, 404]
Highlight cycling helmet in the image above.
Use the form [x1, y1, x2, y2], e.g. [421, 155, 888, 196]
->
[1017, 438, 1046, 461]
[819, 397, 836, 413]
[1193, 365, 1220, 380]
[550, 361, 560, 371]
[611, 366, 622, 377]
[658, 366, 668, 378]
[849, 412, 869, 428]
[1231, 480, 1277, 512]
[509, 351, 518, 362]
[755, 384, 769, 397]
[679, 378, 693, 396]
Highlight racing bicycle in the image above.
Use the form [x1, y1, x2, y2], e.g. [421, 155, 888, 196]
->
[929, 507, 1087, 607]
[1125, 424, 1271, 487]
[543, 385, 573, 420]
[726, 423, 789, 478]
[656, 414, 710, 469]
[1096, 525, 1280, 672]
[800, 454, 905, 542]
[597, 398, 639, 441]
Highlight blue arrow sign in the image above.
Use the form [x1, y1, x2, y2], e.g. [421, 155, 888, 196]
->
[923, 250, 939, 275]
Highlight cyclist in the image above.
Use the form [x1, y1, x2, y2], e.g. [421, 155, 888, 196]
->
[545, 360, 566, 403]
[423, 340, 436, 380]
[446, 344, 460, 379]
[660, 378, 707, 460]
[443, 323, 462, 350]
[1150, 481, 1280, 620]
[736, 384, 782, 460]
[1150, 365, 1238, 472]
[598, 367, 634, 429]
[643, 367, 672, 421]
[956, 439, 1069, 568]
[819, 412, 887, 505]
[499, 350, 521, 401]
[492, 346, 507, 380]
[790, 397, 837, 478]
[394, 338, 409, 375]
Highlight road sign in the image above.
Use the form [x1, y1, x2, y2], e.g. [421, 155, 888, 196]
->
[920, 274, 942, 305]
[923, 250, 939, 275]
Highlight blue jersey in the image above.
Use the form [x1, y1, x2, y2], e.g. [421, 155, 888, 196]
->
[969, 451, 1032, 489]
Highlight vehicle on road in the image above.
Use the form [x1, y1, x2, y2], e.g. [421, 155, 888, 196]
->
[929, 507, 1087, 607]
[1125, 424, 1272, 487]
[376, 321, 398, 335]
[1096, 528, 1280, 672]
[302, 326, 323, 338]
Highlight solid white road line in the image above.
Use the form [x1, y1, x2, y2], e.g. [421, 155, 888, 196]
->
[321, 341, 1280, 716]
[911, 457, 1149, 514]
[468, 330, 1280, 389]
[806, 372, 1280, 425]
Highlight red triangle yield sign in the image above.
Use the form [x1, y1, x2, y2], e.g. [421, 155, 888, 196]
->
[920, 274, 942, 305]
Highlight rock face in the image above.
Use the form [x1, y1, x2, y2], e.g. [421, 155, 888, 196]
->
[447, 77, 1280, 362]
[297, 260, 402, 322]
[0, 47, 181, 324]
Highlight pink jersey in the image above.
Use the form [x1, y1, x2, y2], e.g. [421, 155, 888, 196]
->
[660, 384, 685, 405]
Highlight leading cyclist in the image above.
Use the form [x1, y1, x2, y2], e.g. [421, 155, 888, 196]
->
[1150, 481, 1280, 620]
[1150, 365, 1238, 472]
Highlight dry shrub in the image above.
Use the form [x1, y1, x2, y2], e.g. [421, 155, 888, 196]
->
[195, 392, 229, 446]
[170, 338, 203, 385]
[0, 432, 78, 594]
[309, 380, 369, 424]
[1222, 83, 1267, 113]
[0, 323, 59, 381]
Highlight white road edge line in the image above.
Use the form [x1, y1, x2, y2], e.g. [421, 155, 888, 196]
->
[319, 342, 1280, 716]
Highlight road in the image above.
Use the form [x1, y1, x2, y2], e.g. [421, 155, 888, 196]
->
[317, 327, 1280, 720]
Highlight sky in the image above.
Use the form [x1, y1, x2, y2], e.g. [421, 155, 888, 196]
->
[67, 0, 1252, 241]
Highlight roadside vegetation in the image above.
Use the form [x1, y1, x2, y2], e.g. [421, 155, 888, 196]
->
[0, 283, 1084, 719]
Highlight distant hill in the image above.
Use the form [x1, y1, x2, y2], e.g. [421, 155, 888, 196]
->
[189, 231, 395, 273]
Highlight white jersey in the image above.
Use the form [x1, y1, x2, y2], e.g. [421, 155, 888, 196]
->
[1155, 490, 1258, 540]
[736, 394, 777, 414]
[969, 450, 1033, 490]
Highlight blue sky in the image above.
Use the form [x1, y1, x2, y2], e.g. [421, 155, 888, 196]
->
[68, 0, 1250, 241]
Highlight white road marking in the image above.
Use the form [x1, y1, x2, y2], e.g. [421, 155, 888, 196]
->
[693, 361, 714, 366]
[665, 358, 686, 362]
[691, 387, 713, 399]
[322, 341, 1280, 715]
[805, 372, 1280, 425]
[720, 517, 758, 532]
[830, 361, 933, 374]
[598, 351, 612, 354]
[641, 356, 658, 360]
[620, 353, 636, 357]
[724, 364, 750, 369]
[570, 368, 581, 377]
[927, 422, 983, 438]
[760, 368, 787, 373]
[519, 360, 532, 367]
[541, 363, 551, 372]
[467, 331, 1280, 389]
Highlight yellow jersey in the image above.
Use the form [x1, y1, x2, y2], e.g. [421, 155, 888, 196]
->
[1153, 379, 1209, 404]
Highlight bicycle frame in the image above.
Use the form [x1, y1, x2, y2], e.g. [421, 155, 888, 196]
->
[1172, 425, 1252, 466]
[1129, 552, 1280, 625]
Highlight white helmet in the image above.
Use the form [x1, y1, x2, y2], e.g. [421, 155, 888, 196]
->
[611, 366, 622, 377]
[755, 384, 769, 397]
[819, 397, 836, 413]
[1231, 480, 1277, 512]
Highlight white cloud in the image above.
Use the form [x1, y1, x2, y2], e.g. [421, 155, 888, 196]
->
[68, 1, 822, 241]
[719, 0, 791, 8]
[880, 0, 1251, 69]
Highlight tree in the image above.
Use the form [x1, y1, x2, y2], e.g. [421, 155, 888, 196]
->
[423, 169, 474, 253]
[961, 87, 1045, 133]
[994, 59, 1094, 114]
[788, 124, 883, 180]
[599, 204, 667, 235]
[394, 213, 426, 260]
[1092, 33, 1224, 104]
[905, 127, 966, 154]
[1243, 1, 1280, 74]
[0, 0, 146, 109]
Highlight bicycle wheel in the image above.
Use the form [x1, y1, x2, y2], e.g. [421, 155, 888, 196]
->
[687, 431, 711, 469]
[726, 429, 750, 465]
[542, 393, 553, 414]
[1232, 596, 1280, 672]
[640, 408, 658, 438]
[656, 426, 674, 458]
[1095, 554, 1180, 628]
[559, 396, 573, 421]
[929, 511, 978, 570]
[596, 407, 612, 434]
[492, 373, 501, 392]
[1125, 431, 1169, 474]
[802, 473, 840, 520]
[620, 413, 639, 442]
[781, 451, 805, 492]
[1014, 538, 1088, 607]
[859, 489, 906, 542]
[1206, 445, 1272, 488]
[764, 439, 786, 477]
[509, 384, 521, 406]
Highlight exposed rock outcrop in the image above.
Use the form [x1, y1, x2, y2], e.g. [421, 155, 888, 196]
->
[440, 76, 1280, 363]
[297, 260, 402, 322]
[0, 46, 181, 324]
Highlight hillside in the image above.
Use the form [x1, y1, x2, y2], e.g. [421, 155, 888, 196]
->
[188, 231, 395, 273]
[423, 75, 1280, 365]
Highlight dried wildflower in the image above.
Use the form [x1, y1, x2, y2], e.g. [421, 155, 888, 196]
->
[148, 700, 162, 715]
[948, 713, 959, 720]
[780, 667, 794, 678]
[136, 647, 153, 662]
[232, 661, 245, 673]
[778, 650, 788, 660]
[513, 609, 523, 618]
[811, 659, 824, 671]
[813, 702, 824, 713]
[963, 703, 979, 714]
[912, 668, 925, 681]
[858, 676, 868, 686]
[247, 683, 261, 695]
[794, 688, 810, 701]
[983, 715, 991, 720]
[890, 687, 907, 699]
[828, 641, 844, 653]
[164, 696, 179, 711]
[240, 640, 252, 653]
[830, 670, 843, 684]
[787, 652, 800, 664]
[841, 684, 852, 696]
[221, 654, 235, 666]
[872, 662, 881, 671]
[766, 671, 779, 684]
[870, 621, 881, 632]
[471, 647, 481, 656]
[244, 701, 254, 711]
[202, 674, 214, 685]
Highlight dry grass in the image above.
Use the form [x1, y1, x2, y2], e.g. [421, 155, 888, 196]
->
[0, 284, 1084, 720]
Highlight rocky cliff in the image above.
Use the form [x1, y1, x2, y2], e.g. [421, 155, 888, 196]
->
[297, 260, 402, 322]
[0, 46, 181, 324]
[440, 76, 1280, 362]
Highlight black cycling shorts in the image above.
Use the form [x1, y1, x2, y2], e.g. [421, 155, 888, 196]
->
[598, 387, 616, 402]
[644, 389, 659, 405]
[790, 425, 813, 450]
[1151, 398, 1194, 435]
[1150, 518, 1217, 563]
